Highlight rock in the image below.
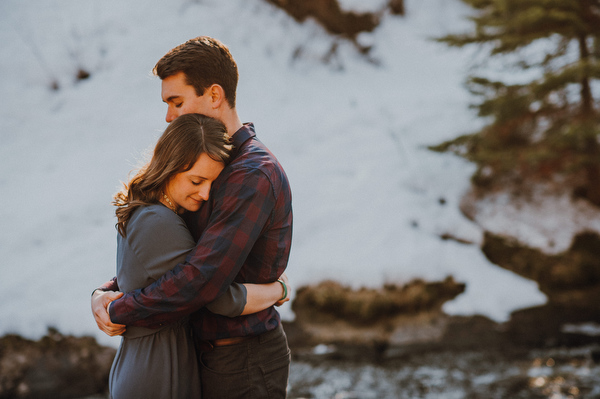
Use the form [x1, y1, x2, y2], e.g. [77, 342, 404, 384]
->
[482, 231, 600, 305]
[286, 277, 472, 360]
[0, 328, 115, 399]
[292, 277, 465, 325]
[264, 0, 379, 39]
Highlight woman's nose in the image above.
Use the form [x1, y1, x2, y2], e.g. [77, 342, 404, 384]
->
[198, 184, 211, 201]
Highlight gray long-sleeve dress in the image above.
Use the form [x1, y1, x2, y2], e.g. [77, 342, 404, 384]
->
[109, 204, 247, 399]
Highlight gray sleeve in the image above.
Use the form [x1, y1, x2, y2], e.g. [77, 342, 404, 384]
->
[205, 282, 247, 317]
[127, 205, 248, 317]
[127, 205, 196, 281]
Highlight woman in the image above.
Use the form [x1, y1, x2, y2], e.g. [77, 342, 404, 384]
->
[108, 113, 288, 398]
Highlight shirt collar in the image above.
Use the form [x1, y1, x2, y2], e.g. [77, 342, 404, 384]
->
[230, 123, 255, 159]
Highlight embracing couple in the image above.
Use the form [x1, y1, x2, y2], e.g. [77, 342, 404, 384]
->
[91, 36, 293, 398]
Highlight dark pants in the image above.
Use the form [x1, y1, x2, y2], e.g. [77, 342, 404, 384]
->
[198, 324, 291, 399]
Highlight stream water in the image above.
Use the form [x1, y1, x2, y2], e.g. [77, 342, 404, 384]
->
[286, 345, 600, 399]
[75, 343, 600, 399]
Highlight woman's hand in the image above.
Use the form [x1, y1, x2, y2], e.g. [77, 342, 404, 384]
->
[91, 289, 127, 336]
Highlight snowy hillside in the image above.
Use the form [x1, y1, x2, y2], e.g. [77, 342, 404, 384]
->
[0, 0, 561, 348]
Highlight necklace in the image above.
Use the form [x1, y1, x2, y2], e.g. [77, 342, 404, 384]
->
[162, 192, 177, 213]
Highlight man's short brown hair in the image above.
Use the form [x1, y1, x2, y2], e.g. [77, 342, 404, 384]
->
[153, 36, 238, 109]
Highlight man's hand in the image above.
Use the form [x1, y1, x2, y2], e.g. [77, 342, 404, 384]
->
[91, 290, 126, 336]
[275, 272, 291, 307]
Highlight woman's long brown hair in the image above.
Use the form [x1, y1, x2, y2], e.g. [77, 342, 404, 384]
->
[113, 113, 231, 236]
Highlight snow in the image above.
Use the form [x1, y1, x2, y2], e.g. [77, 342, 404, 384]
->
[3, 0, 586, 348]
[562, 322, 600, 337]
[469, 187, 600, 255]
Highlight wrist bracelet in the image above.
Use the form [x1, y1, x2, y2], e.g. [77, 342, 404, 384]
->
[277, 279, 287, 301]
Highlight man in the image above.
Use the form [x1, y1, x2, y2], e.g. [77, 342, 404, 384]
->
[92, 36, 293, 398]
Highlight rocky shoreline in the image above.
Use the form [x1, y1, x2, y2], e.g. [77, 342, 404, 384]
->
[281, 259, 600, 398]
[285, 305, 600, 366]
[0, 328, 115, 399]
[4, 237, 600, 398]
[2, 278, 600, 398]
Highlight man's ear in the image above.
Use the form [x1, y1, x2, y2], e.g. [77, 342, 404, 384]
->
[207, 84, 226, 109]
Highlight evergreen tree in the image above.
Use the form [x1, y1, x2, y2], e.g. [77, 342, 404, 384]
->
[432, 0, 600, 205]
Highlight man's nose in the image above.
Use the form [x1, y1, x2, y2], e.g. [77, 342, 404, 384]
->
[165, 108, 177, 123]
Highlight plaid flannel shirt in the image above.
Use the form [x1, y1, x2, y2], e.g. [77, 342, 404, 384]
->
[105, 123, 293, 340]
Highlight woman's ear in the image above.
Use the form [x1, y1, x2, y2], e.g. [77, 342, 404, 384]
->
[208, 84, 226, 109]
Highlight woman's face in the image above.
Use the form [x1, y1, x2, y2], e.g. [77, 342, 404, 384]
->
[165, 153, 225, 213]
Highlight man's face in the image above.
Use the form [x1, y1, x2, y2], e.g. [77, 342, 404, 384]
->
[161, 72, 213, 123]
